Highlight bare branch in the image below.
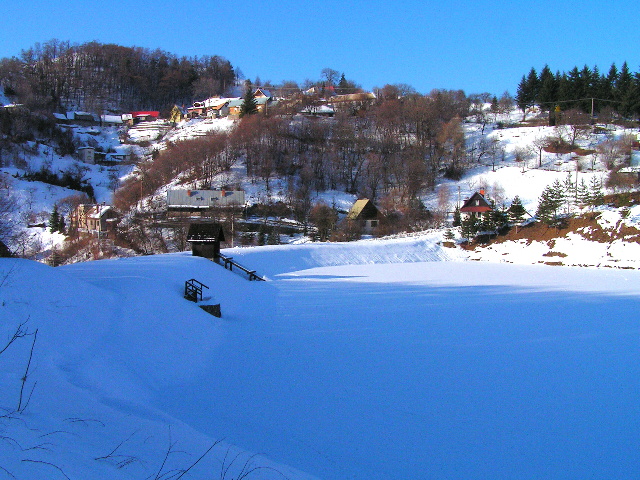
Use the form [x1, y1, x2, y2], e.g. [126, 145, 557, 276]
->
[17, 329, 37, 412]
[0, 465, 17, 479]
[21, 459, 70, 480]
[174, 440, 221, 480]
[0, 319, 30, 357]
[63, 417, 106, 427]
[95, 429, 139, 460]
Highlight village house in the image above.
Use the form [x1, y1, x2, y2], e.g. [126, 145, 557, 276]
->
[100, 114, 125, 126]
[459, 190, 493, 219]
[328, 92, 376, 114]
[53, 111, 98, 126]
[301, 103, 335, 117]
[227, 98, 244, 116]
[77, 146, 95, 164]
[69, 204, 120, 234]
[166, 189, 245, 217]
[253, 88, 272, 98]
[169, 105, 189, 123]
[128, 111, 160, 125]
[347, 198, 379, 233]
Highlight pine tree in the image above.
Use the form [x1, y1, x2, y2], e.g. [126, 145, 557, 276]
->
[337, 73, 350, 94]
[452, 205, 461, 227]
[576, 178, 591, 209]
[563, 173, 576, 214]
[49, 205, 60, 233]
[489, 201, 508, 231]
[479, 210, 496, 233]
[536, 183, 563, 226]
[589, 176, 604, 207]
[549, 179, 565, 213]
[239, 87, 258, 117]
[460, 215, 479, 241]
[516, 68, 538, 119]
[615, 62, 633, 117]
[508, 196, 527, 225]
[490, 96, 499, 115]
[537, 64, 557, 107]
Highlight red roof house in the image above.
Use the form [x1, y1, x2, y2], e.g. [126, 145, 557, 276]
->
[460, 191, 492, 217]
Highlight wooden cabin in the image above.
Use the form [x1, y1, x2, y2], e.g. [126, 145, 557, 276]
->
[187, 223, 225, 260]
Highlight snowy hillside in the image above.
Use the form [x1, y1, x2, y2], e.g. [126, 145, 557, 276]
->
[2, 238, 640, 479]
[3, 102, 640, 269]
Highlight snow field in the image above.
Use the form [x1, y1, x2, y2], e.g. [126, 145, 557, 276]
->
[3, 236, 640, 479]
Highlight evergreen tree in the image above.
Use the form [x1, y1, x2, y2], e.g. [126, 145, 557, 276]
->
[452, 205, 461, 227]
[49, 205, 60, 233]
[516, 68, 538, 119]
[615, 62, 633, 116]
[337, 73, 350, 94]
[489, 201, 508, 231]
[479, 210, 496, 233]
[576, 178, 591, 209]
[602, 63, 619, 103]
[490, 95, 499, 116]
[563, 173, 576, 213]
[550, 179, 565, 212]
[239, 87, 258, 117]
[536, 182, 564, 226]
[589, 176, 604, 207]
[565, 66, 583, 110]
[537, 65, 557, 108]
[508, 196, 527, 225]
[460, 215, 479, 240]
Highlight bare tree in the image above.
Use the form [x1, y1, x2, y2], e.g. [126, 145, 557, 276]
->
[0, 181, 18, 244]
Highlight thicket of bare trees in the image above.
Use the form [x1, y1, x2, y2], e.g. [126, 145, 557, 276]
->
[113, 86, 473, 233]
[0, 39, 236, 112]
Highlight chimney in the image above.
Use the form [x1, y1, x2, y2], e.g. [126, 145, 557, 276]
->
[479, 189, 485, 196]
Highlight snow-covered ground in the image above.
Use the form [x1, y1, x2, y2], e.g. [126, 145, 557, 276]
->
[2, 238, 640, 479]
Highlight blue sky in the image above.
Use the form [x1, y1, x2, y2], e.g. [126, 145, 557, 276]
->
[2, 0, 638, 96]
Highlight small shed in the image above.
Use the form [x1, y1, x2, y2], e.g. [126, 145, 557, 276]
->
[460, 191, 493, 218]
[187, 223, 225, 260]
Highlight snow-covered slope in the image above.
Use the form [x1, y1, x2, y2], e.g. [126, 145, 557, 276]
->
[2, 238, 640, 479]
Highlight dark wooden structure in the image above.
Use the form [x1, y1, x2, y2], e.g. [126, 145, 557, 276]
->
[184, 278, 208, 302]
[187, 223, 225, 259]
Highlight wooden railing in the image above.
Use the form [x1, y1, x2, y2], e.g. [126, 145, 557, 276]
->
[217, 254, 265, 281]
[184, 278, 209, 302]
